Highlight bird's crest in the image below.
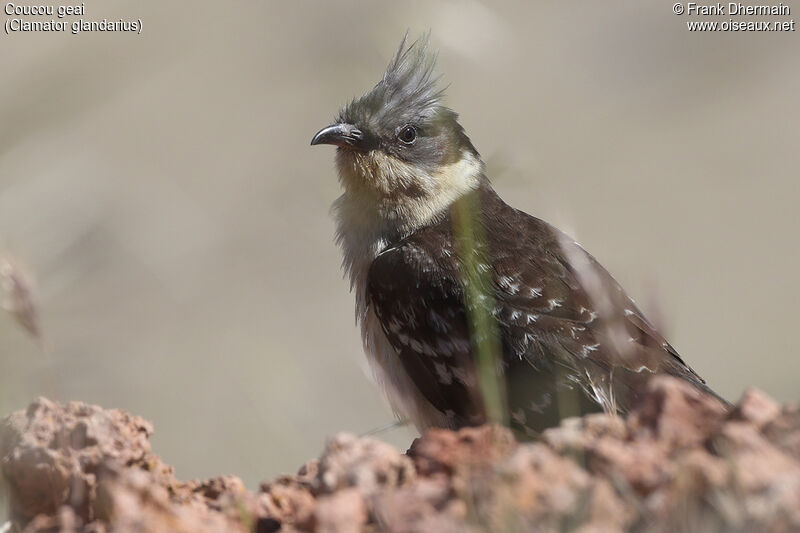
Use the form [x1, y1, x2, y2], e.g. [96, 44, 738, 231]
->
[338, 33, 446, 128]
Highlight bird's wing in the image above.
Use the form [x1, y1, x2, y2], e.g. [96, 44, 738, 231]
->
[367, 186, 723, 429]
[481, 191, 719, 409]
[367, 239, 487, 426]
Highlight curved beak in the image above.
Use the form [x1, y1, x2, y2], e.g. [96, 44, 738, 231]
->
[310, 123, 363, 149]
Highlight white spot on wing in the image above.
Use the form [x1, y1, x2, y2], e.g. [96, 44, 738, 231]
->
[582, 343, 600, 357]
[498, 275, 521, 295]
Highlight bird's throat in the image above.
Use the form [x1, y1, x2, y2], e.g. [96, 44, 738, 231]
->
[332, 149, 483, 316]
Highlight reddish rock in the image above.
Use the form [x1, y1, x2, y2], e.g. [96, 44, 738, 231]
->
[2, 378, 799, 533]
[733, 388, 782, 429]
[313, 488, 366, 533]
[259, 474, 316, 531]
[407, 425, 516, 477]
[628, 376, 729, 448]
[314, 433, 415, 498]
[0, 397, 154, 523]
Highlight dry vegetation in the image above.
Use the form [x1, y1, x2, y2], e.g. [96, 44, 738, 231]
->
[1, 376, 799, 533]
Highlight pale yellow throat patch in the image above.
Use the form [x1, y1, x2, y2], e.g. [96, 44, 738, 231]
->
[335, 148, 483, 236]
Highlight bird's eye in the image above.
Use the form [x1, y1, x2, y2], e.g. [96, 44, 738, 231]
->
[398, 125, 417, 145]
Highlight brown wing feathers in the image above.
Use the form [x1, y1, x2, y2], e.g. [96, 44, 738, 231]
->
[367, 182, 726, 433]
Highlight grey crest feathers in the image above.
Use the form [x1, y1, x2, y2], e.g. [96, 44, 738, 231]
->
[338, 33, 445, 130]
[336, 34, 478, 164]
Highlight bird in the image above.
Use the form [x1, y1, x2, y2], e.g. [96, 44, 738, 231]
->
[311, 34, 728, 437]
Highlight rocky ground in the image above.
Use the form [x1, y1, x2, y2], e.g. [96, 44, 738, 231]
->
[1, 377, 799, 533]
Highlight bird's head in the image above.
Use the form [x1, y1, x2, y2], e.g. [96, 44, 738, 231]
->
[312, 34, 483, 229]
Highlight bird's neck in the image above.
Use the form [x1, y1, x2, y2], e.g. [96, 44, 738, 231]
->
[332, 150, 484, 315]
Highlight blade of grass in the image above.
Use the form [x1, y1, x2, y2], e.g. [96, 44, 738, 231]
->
[451, 191, 508, 426]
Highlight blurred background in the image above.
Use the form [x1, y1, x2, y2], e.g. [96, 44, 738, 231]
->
[1, 0, 798, 493]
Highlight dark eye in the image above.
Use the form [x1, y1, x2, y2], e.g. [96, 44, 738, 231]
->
[398, 125, 417, 145]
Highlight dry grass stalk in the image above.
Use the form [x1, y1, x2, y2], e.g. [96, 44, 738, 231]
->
[0, 253, 41, 342]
